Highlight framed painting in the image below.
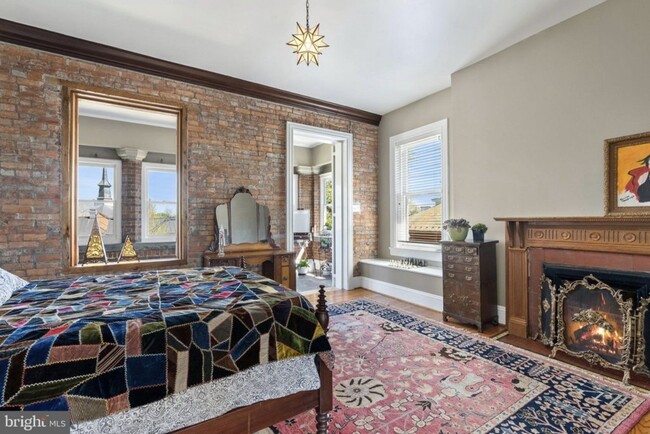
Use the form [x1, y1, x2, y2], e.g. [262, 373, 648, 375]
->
[605, 131, 650, 215]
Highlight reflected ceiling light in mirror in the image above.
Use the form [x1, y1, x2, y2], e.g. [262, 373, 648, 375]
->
[287, 0, 329, 66]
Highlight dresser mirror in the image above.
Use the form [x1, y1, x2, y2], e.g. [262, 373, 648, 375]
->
[206, 188, 293, 288]
[215, 187, 274, 247]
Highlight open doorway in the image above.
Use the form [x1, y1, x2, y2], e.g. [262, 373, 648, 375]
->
[286, 123, 353, 293]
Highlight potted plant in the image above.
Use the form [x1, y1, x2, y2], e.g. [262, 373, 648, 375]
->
[297, 259, 311, 275]
[443, 218, 471, 241]
[471, 223, 488, 242]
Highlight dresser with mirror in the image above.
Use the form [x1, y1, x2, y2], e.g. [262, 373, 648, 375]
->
[203, 187, 296, 290]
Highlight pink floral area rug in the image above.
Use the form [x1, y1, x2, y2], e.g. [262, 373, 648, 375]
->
[272, 299, 650, 434]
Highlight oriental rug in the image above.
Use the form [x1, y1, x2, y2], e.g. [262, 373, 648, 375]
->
[273, 299, 650, 434]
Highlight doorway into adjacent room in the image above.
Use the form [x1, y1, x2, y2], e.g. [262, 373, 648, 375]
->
[286, 123, 353, 293]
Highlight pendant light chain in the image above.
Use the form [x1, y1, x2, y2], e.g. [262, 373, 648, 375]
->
[287, 0, 328, 66]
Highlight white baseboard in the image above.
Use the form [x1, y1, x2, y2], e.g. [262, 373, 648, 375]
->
[357, 277, 506, 325]
[348, 276, 363, 289]
[359, 276, 443, 311]
[497, 305, 506, 325]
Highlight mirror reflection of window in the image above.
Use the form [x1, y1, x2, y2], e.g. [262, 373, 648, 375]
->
[71, 91, 183, 267]
[77, 158, 121, 246]
[142, 163, 177, 242]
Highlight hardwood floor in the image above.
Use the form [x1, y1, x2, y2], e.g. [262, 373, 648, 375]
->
[309, 287, 650, 433]
[305, 287, 507, 338]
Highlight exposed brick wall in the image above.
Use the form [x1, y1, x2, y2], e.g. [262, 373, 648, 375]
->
[0, 42, 378, 280]
[297, 174, 314, 227]
[297, 173, 325, 234]
[121, 159, 142, 241]
[351, 123, 380, 276]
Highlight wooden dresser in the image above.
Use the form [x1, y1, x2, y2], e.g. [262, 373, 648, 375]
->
[205, 187, 296, 291]
[442, 240, 498, 332]
[203, 245, 296, 290]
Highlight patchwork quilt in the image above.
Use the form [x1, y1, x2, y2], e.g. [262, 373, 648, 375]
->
[0, 267, 330, 422]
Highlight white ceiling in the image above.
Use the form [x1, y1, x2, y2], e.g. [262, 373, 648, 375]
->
[293, 130, 339, 148]
[2, 0, 605, 115]
[79, 99, 177, 129]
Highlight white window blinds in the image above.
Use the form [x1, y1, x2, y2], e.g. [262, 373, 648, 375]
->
[394, 134, 443, 245]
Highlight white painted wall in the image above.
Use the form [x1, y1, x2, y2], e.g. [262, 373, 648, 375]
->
[374, 0, 650, 305]
[79, 116, 176, 154]
[293, 147, 312, 166]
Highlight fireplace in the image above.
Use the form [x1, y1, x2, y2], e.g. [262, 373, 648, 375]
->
[495, 216, 650, 382]
[540, 264, 650, 383]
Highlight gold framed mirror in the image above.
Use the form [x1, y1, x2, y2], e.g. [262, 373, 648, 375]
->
[64, 87, 187, 270]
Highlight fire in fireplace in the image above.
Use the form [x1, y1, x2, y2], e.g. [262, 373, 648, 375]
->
[564, 288, 626, 364]
[539, 265, 650, 383]
[570, 307, 621, 357]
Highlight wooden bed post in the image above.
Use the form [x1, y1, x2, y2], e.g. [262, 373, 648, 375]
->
[315, 285, 331, 434]
[316, 285, 329, 332]
[316, 359, 332, 434]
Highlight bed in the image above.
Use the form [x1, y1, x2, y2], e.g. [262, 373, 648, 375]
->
[0, 266, 333, 434]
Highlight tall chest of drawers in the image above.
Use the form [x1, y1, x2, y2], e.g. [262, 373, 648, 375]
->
[442, 240, 498, 332]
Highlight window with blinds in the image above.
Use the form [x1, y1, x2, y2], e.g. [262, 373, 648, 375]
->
[390, 119, 447, 257]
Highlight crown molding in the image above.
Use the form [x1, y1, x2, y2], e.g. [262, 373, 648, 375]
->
[0, 18, 382, 126]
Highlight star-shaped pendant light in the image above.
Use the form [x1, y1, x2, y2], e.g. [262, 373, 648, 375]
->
[287, 0, 329, 66]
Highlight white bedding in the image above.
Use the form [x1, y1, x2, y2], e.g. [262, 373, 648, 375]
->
[0, 267, 28, 305]
[71, 354, 321, 434]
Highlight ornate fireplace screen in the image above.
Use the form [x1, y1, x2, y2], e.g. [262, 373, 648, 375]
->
[538, 275, 555, 347]
[540, 269, 650, 384]
[552, 275, 633, 382]
[635, 297, 650, 377]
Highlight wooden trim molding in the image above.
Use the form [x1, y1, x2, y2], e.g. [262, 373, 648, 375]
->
[495, 216, 650, 338]
[64, 86, 188, 272]
[0, 18, 381, 126]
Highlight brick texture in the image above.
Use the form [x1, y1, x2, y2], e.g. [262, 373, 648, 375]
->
[121, 159, 142, 241]
[0, 42, 379, 280]
[298, 174, 316, 230]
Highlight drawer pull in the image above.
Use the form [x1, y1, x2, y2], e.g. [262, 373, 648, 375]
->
[448, 272, 455, 278]
[465, 257, 473, 263]
[447, 264, 455, 270]
[449, 293, 470, 306]
[454, 247, 464, 253]
[443, 246, 451, 252]
[465, 266, 472, 272]
[465, 276, 473, 281]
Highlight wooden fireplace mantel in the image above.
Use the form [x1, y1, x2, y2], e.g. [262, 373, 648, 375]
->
[495, 216, 650, 338]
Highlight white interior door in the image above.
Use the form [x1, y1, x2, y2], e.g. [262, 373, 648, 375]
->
[286, 123, 353, 290]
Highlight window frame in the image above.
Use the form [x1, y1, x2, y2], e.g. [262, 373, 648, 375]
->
[77, 157, 122, 245]
[389, 119, 449, 261]
[320, 172, 332, 231]
[141, 162, 178, 243]
[65, 86, 187, 272]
